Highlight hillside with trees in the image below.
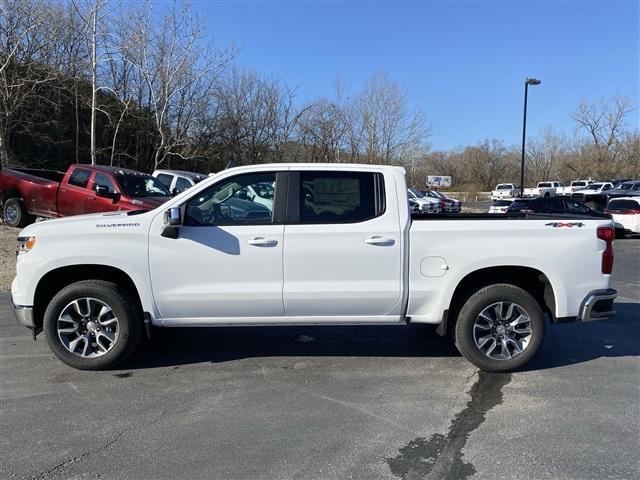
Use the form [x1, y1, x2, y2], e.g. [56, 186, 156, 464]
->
[1, 0, 638, 190]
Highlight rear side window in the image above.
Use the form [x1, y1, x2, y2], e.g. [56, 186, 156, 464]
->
[608, 200, 640, 211]
[68, 168, 92, 188]
[538, 182, 552, 188]
[156, 173, 173, 188]
[298, 171, 384, 224]
[175, 177, 192, 193]
[566, 199, 589, 212]
[547, 197, 564, 209]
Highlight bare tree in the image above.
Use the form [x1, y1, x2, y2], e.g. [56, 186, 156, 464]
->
[122, 1, 233, 169]
[526, 126, 566, 181]
[353, 71, 429, 164]
[571, 95, 635, 163]
[0, 0, 56, 166]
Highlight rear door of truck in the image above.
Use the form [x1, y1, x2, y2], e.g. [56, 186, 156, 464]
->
[57, 166, 93, 216]
[282, 168, 404, 319]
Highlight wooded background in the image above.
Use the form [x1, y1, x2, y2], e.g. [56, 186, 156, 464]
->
[1, 0, 638, 190]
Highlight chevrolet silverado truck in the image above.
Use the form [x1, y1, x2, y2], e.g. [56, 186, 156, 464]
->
[491, 183, 518, 200]
[0, 164, 171, 227]
[11, 164, 617, 372]
[523, 181, 562, 198]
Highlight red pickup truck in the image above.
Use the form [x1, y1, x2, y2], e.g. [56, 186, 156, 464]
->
[0, 164, 172, 227]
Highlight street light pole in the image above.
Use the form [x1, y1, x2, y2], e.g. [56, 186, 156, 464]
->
[520, 77, 541, 197]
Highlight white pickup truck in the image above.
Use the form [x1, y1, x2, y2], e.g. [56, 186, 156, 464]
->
[491, 183, 518, 200]
[11, 164, 617, 372]
[523, 181, 563, 198]
[557, 180, 596, 196]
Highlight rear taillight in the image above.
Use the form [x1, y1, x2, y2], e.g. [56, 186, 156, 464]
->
[607, 209, 640, 215]
[597, 225, 615, 274]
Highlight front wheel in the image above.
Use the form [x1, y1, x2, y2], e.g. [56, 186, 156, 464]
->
[43, 280, 142, 370]
[454, 284, 544, 372]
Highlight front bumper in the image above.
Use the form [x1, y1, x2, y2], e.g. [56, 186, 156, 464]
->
[12, 302, 35, 328]
[577, 289, 617, 322]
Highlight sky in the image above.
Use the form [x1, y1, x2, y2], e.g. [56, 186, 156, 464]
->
[196, 0, 639, 150]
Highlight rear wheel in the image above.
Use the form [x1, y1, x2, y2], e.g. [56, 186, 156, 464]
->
[3, 197, 34, 227]
[43, 280, 142, 370]
[454, 284, 544, 372]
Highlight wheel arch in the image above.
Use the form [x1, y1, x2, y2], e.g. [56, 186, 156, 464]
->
[1, 187, 23, 204]
[439, 265, 558, 336]
[33, 264, 144, 329]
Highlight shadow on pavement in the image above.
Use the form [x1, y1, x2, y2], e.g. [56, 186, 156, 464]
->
[125, 302, 639, 371]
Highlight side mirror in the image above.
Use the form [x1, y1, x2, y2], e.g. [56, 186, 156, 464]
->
[161, 207, 182, 239]
[171, 188, 179, 197]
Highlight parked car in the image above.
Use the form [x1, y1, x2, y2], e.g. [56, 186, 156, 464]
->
[12, 163, 617, 373]
[573, 182, 614, 194]
[491, 183, 518, 200]
[605, 179, 633, 188]
[605, 181, 640, 199]
[605, 197, 640, 235]
[408, 188, 441, 213]
[152, 169, 206, 195]
[488, 199, 513, 214]
[576, 181, 640, 211]
[422, 190, 462, 213]
[0, 165, 171, 227]
[557, 179, 596, 196]
[507, 197, 610, 218]
[408, 197, 421, 214]
[523, 181, 561, 198]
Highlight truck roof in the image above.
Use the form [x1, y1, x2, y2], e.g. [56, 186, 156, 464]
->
[222, 163, 407, 174]
[71, 164, 152, 177]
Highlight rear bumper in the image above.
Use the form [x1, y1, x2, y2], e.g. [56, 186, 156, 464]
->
[577, 289, 617, 322]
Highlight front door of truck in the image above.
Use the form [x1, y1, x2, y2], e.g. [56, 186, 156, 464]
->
[148, 171, 285, 322]
[282, 169, 403, 319]
[86, 172, 120, 214]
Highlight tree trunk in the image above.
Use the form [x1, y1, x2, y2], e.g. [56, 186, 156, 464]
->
[0, 127, 9, 168]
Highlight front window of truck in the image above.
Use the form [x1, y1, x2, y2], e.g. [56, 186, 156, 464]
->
[114, 174, 171, 198]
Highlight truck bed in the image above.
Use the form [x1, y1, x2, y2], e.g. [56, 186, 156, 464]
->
[411, 212, 609, 221]
[8, 168, 65, 184]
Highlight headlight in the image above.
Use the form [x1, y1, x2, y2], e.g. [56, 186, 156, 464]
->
[17, 236, 36, 255]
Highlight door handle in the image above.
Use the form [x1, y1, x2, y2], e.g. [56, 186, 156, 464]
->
[59, 188, 68, 193]
[364, 236, 395, 246]
[88, 196, 95, 200]
[247, 237, 278, 247]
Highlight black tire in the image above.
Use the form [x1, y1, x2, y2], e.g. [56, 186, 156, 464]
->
[3, 197, 34, 228]
[43, 280, 142, 370]
[454, 284, 544, 372]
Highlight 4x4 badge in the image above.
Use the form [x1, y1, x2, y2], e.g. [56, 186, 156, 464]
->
[545, 222, 585, 228]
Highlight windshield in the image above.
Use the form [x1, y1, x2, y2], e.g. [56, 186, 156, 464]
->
[538, 183, 552, 188]
[409, 189, 425, 198]
[571, 181, 587, 187]
[618, 182, 638, 190]
[115, 174, 171, 198]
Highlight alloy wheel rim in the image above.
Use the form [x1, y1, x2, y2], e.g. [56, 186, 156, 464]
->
[57, 297, 120, 358]
[473, 301, 532, 361]
[5, 204, 18, 223]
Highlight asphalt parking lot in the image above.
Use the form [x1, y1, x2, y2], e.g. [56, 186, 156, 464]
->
[1, 239, 638, 480]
